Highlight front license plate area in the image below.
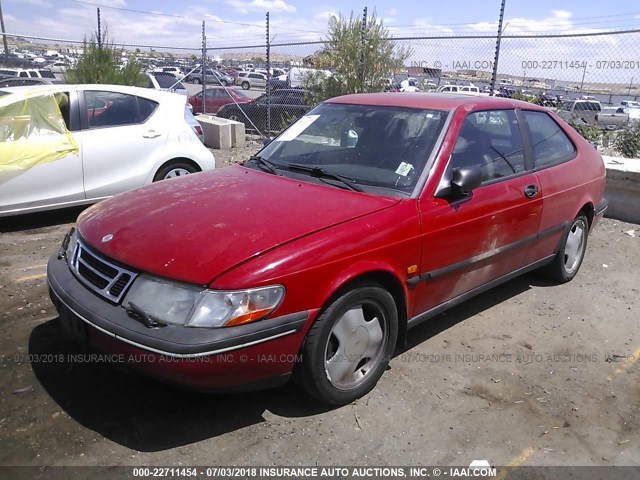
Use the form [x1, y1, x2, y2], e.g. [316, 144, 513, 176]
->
[59, 304, 88, 346]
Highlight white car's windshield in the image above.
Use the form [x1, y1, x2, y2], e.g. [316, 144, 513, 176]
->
[258, 102, 449, 195]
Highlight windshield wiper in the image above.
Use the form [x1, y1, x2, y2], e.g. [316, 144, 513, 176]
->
[286, 163, 363, 192]
[246, 155, 278, 174]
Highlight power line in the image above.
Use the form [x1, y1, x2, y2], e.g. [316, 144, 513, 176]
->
[65, 0, 325, 34]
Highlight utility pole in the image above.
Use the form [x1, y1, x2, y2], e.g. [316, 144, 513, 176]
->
[266, 11, 271, 137]
[489, 0, 507, 96]
[202, 21, 206, 114]
[359, 7, 367, 91]
[628, 77, 634, 96]
[580, 63, 587, 92]
[96, 7, 102, 48]
[0, 0, 10, 64]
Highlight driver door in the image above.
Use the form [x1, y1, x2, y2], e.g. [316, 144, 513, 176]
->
[412, 109, 543, 316]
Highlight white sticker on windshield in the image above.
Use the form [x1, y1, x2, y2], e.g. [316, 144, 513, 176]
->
[395, 162, 414, 177]
[276, 115, 321, 142]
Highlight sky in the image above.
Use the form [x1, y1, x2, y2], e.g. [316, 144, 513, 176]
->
[3, 0, 640, 84]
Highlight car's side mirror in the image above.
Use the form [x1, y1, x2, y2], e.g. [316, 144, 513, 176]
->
[435, 166, 483, 199]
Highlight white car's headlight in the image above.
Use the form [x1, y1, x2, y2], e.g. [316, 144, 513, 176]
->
[123, 275, 285, 328]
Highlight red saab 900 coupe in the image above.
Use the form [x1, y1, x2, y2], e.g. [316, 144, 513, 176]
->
[48, 93, 607, 405]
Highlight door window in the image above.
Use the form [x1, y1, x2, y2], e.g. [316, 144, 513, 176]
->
[449, 110, 525, 182]
[522, 110, 576, 169]
[85, 91, 157, 128]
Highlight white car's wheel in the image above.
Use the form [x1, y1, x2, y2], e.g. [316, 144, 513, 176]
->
[153, 162, 199, 182]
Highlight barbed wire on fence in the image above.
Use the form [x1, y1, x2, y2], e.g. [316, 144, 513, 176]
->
[3, 22, 640, 135]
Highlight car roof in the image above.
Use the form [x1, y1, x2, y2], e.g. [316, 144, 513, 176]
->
[0, 83, 185, 103]
[326, 92, 548, 111]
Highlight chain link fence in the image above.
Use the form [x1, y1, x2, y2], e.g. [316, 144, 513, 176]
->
[2, 24, 640, 147]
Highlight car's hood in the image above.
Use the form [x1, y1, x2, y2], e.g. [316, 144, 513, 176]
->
[77, 165, 400, 285]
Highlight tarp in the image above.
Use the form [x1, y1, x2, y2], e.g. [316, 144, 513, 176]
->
[0, 90, 79, 173]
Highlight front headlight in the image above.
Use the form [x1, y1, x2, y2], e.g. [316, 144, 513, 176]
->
[123, 275, 284, 328]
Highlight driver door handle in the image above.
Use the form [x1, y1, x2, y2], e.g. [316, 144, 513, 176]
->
[524, 184, 539, 198]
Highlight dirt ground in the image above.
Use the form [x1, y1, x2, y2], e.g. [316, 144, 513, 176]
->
[0, 163, 639, 470]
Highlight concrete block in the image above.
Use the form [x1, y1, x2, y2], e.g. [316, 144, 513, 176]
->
[603, 155, 640, 224]
[196, 115, 245, 150]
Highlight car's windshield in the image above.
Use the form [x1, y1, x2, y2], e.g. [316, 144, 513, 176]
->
[258, 102, 448, 195]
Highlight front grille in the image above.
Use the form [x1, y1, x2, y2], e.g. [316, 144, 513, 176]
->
[69, 239, 138, 303]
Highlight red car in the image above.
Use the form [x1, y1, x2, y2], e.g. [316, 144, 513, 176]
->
[188, 87, 251, 114]
[48, 94, 607, 405]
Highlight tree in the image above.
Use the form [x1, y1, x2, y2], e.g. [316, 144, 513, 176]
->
[303, 11, 411, 103]
[65, 27, 146, 87]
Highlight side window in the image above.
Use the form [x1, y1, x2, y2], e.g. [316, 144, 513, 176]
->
[137, 97, 159, 122]
[450, 110, 525, 183]
[522, 111, 576, 169]
[85, 91, 141, 128]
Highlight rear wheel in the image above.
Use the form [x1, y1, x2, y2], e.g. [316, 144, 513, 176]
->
[294, 284, 398, 405]
[241, 81, 250, 90]
[541, 213, 589, 283]
[153, 162, 199, 182]
[194, 78, 202, 85]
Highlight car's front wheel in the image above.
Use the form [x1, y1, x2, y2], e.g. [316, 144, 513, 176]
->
[194, 78, 202, 84]
[153, 162, 199, 182]
[295, 283, 398, 405]
[241, 81, 250, 90]
[541, 213, 589, 283]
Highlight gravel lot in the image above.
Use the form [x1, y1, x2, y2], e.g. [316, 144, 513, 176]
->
[0, 179, 638, 469]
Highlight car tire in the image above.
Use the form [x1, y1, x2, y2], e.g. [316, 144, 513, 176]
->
[228, 113, 242, 123]
[294, 283, 398, 405]
[241, 81, 250, 90]
[153, 162, 199, 182]
[541, 213, 589, 283]
[195, 78, 202, 85]
[221, 80, 228, 86]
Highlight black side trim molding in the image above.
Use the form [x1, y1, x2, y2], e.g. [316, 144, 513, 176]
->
[407, 254, 556, 329]
[407, 221, 569, 287]
[595, 198, 608, 215]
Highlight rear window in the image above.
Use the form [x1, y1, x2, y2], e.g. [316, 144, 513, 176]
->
[38, 70, 56, 78]
[575, 101, 601, 112]
[153, 74, 184, 89]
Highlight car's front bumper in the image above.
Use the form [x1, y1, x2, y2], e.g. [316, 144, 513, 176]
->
[47, 253, 312, 390]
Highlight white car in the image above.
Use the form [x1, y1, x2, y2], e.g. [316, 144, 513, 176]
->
[436, 84, 488, 96]
[0, 84, 215, 217]
[237, 72, 267, 90]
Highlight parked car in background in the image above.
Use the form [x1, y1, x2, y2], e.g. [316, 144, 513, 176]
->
[186, 68, 234, 86]
[188, 87, 252, 114]
[596, 106, 629, 130]
[146, 72, 188, 96]
[0, 84, 214, 216]
[47, 94, 606, 405]
[237, 72, 267, 90]
[0, 76, 63, 87]
[267, 74, 289, 92]
[558, 99, 602, 125]
[216, 89, 312, 132]
[436, 84, 487, 96]
[0, 67, 54, 78]
[153, 66, 183, 78]
[47, 61, 68, 74]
